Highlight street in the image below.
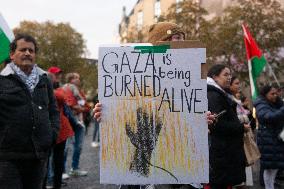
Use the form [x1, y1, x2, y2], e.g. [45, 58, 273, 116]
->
[64, 125, 283, 189]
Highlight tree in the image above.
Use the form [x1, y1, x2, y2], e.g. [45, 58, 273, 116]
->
[210, 0, 284, 84]
[122, 0, 211, 44]
[160, 0, 215, 53]
[122, 26, 145, 43]
[13, 21, 98, 93]
[159, 0, 284, 85]
[162, 0, 209, 39]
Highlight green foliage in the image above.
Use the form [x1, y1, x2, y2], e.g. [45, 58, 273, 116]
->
[13, 21, 98, 93]
[210, 0, 284, 84]
[162, 0, 209, 40]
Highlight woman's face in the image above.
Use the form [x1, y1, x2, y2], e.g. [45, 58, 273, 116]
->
[266, 87, 278, 103]
[235, 92, 241, 100]
[230, 78, 241, 95]
[213, 67, 231, 89]
[168, 33, 185, 41]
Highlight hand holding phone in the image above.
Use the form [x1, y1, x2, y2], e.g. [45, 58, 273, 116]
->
[214, 110, 227, 119]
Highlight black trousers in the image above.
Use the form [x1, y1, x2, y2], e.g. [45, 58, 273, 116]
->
[210, 184, 229, 189]
[0, 158, 48, 189]
[53, 141, 66, 189]
[43, 141, 66, 189]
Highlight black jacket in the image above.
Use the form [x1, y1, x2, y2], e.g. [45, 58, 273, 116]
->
[207, 84, 246, 185]
[0, 65, 60, 160]
[254, 97, 284, 169]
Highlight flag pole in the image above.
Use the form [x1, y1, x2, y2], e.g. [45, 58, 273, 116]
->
[266, 61, 280, 87]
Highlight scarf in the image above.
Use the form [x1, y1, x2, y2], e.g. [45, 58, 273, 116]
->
[10, 62, 39, 93]
[207, 77, 250, 123]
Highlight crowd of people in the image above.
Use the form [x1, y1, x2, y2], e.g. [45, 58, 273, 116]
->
[0, 21, 283, 189]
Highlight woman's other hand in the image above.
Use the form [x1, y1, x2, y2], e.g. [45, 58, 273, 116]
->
[93, 103, 102, 122]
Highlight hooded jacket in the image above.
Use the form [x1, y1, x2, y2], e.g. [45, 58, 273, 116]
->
[254, 96, 284, 169]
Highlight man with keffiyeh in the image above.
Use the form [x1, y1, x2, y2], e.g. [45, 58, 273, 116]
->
[0, 33, 60, 189]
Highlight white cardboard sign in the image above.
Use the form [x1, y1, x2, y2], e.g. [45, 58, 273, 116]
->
[99, 45, 208, 185]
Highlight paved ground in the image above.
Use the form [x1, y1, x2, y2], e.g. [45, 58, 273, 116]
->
[64, 126, 116, 189]
[63, 125, 283, 189]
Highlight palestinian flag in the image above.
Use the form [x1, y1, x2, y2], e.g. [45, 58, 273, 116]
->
[0, 13, 14, 64]
[242, 24, 266, 100]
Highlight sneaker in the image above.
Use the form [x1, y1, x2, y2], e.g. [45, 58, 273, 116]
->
[61, 181, 68, 187]
[62, 173, 70, 180]
[69, 169, 88, 177]
[144, 185, 155, 189]
[46, 185, 54, 189]
[91, 142, 99, 147]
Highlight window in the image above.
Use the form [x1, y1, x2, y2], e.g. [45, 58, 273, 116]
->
[194, 0, 201, 4]
[154, 0, 161, 19]
[137, 11, 143, 31]
[176, 0, 182, 13]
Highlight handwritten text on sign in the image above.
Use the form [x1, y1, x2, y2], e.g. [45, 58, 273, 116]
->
[99, 46, 208, 185]
[100, 47, 206, 115]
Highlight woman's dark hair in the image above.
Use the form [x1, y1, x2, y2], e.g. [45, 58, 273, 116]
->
[10, 33, 38, 53]
[207, 64, 228, 78]
[259, 84, 279, 97]
[230, 75, 238, 85]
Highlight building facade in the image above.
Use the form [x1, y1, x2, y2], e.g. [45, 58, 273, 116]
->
[119, 0, 284, 43]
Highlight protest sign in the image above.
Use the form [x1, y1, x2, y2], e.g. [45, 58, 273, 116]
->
[99, 41, 208, 184]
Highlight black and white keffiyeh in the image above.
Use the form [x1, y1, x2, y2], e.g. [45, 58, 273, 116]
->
[10, 62, 39, 93]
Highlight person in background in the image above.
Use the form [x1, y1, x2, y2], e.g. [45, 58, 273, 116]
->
[240, 96, 256, 130]
[0, 33, 60, 189]
[229, 76, 250, 125]
[91, 93, 100, 148]
[207, 64, 248, 189]
[254, 84, 284, 189]
[63, 72, 90, 177]
[45, 67, 74, 189]
[229, 76, 255, 188]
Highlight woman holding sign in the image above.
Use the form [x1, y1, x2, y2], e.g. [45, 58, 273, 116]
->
[207, 64, 249, 189]
[95, 22, 215, 189]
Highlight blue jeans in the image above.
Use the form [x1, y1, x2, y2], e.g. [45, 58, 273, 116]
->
[72, 125, 85, 169]
[92, 120, 100, 142]
[63, 125, 86, 171]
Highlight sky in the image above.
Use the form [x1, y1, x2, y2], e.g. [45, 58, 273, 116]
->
[1, 0, 138, 59]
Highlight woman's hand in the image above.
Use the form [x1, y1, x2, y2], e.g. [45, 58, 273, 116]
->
[93, 103, 102, 122]
[244, 123, 251, 132]
[207, 111, 215, 125]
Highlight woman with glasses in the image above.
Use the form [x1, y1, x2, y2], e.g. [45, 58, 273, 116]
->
[207, 65, 249, 189]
